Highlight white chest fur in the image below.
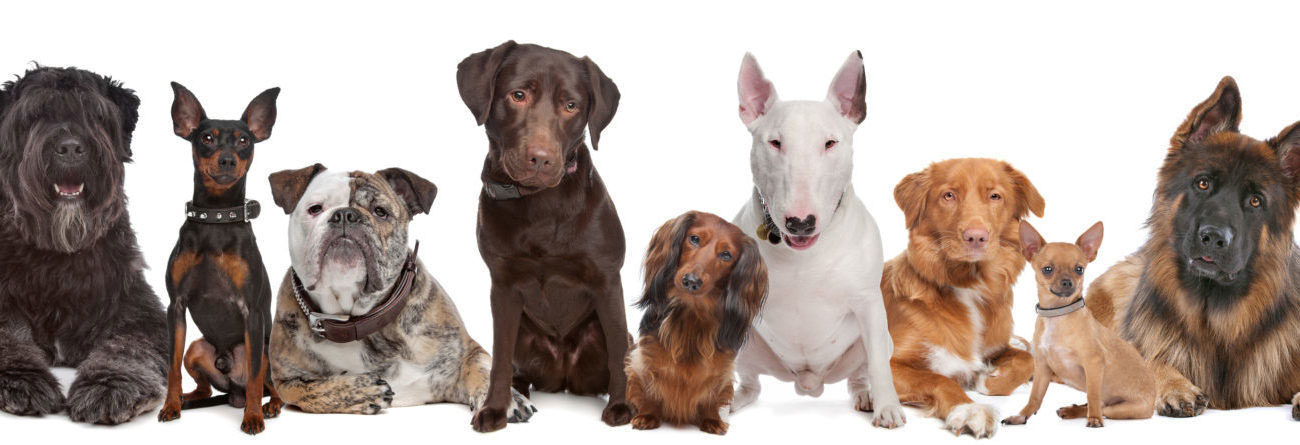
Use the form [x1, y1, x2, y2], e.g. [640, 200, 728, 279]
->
[924, 287, 990, 386]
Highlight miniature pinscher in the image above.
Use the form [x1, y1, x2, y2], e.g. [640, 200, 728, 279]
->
[1001, 221, 1155, 428]
[157, 83, 282, 434]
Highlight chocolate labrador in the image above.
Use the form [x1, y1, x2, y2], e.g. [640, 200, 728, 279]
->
[456, 41, 632, 432]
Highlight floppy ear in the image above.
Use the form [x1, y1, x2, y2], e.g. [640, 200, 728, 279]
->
[377, 167, 437, 216]
[826, 50, 867, 124]
[894, 169, 930, 230]
[1003, 162, 1045, 219]
[738, 53, 778, 127]
[242, 87, 280, 142]
[1018, 220, 1045, 261]
[1173, 76, 1242, 150]
[1076, 221, 1104, 262]
[268, 163, 326, 214]
[103, 77, 140, 156]
[717, 236, 768, 352]
[456, 41, 518, 126]
[170, 82, 206, 139]
[636, 212, 695, 337]
[582, 56, 620, 151]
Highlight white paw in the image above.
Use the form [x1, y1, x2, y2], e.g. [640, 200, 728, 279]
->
[1009, 336, 1030, 351]
[872, 403, 906, 429]
[507, 388, 536, 423]
[853, 390, 873, 412]
[945, 403, 997, 438]
[731, 384, 759, 413]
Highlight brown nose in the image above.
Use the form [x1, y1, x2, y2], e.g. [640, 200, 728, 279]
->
[963, 228, 989, 249]
[526, 146, 556, 171]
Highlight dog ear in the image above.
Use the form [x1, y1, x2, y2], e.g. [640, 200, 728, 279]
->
[1018, 220, 1045, 261]
[636, 212, 695, 337]
[582, 56, 620, 151]
[738, 53, 778, 127]
[242, 87, 280, 142]
[894, 169, 930, 230]
[268, 163, 326, 214]
[826, 50, 867, 124]
[103, 77, 140, 157]
[377, 167, 438, 216]
[1173, 76, 1242, 150]
[1003, 162, 1045, 219]
[717, 235, 768, 352]
[170, 82, 206, 139]
[1267, 120, 1300, 182]
[457, 41, 518, 126]
[1076, 221, 1104, 262]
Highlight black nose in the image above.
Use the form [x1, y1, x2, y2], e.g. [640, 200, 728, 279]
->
[217, 152, 238, 171]
[329, 208, 362, 228]
[53, 138, 86, 164]
[1059, 278, 1073, 289]
[681, 273, 702, 292]
[1198, 224, 1233, 250]
[784, 214, 817, 236]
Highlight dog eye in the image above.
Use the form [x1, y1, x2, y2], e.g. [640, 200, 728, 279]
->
[1042, 265, 1053, 275]
[565, 101, 577, 112]
[511, 90, 526, 102]
[238, 136, 249, 146]
[1075, 266, 1084, 274]
[990, 193, 1002, 201]
[688, 234, 701, 246]
[307, 204, 323, 216]
[825, 140, 837, 150]
[942, 191, 955, 201]
[1249, 195, 1263, 208]
[768, 140, 781, 150]
[1196, 177, 1211, 191]
[374, 206, 389, 220]
[719, 251, 733, 262]
[202, 134, 214, 145]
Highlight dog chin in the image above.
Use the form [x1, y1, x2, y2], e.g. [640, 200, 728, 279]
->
[1185, 255, 1241, 283]
[783, 234, 820, 250]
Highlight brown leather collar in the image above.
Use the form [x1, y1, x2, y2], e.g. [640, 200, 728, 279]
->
[290, 242, 420, 343]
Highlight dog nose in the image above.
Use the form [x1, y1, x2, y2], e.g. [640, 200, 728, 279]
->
[784, 214, 817, 236]
[1059, 278, 1074, 289]
[526, 146, 556, 170]
[328, 208, 362, 228]
[216, 152, 238, 171]
[681, 273, 702, 292]
[963, 228, 989, 249]
[1198, 224, 1233, 250]
[53, 138, 86, 164]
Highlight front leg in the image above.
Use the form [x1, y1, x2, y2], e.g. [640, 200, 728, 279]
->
[1150, 359, 1206, 417]
[854, 284, 905, 429]
[593, 274, 633, 426]
[240, 328, 267, 434]
[460, 342, 534, 423]
[270, 311, 392, 415]
[473, 280, 524, 432]
[1002, 351, 1053, 425]
[66, 281, 167, 425]
[0, 314, 64, 416]
[980, 345, 1034, 396]
[627, 366, 660, 430]
[158, 301, 186, 422]
[1079, 358, 1104, 427]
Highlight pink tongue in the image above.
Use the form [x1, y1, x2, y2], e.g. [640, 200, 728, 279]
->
[1201, 256, 1214, 263]
[57, 184, 80, 194]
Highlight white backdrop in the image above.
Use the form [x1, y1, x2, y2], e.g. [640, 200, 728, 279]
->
[2, 0, 1298, 443]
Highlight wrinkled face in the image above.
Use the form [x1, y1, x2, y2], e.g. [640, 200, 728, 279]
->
[189, 122, 254, 192]
[1032, 244, 1089, 304]
[1164, 135, 1286, 285]
[674, 213, 745, 297]
[288, 171, 411, 313]
[0, 67, 136, 252]
[749, 101, 855, 249]
[897, 159, 1044, 262]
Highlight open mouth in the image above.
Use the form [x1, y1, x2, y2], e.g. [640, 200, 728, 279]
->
[783, 234, 820, 250]
[53, 183, 84, 200]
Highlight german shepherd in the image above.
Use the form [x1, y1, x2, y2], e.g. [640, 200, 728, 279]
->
[1087, 76, 1300, 420]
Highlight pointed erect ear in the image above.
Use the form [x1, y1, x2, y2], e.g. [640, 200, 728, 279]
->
[894, 169, 930, 230]
[1018, 220, 1045, 261]
[268, 164, 326, 214]
[826, 50, 867, 124]
[1076, 221, 1104, 262]
[170, 82, 206, 139]
[1003, 162, 1045, 219]
[377, 168, 437, 216]
[1173, 76, 1242, 149]
[738, 53, 778, 127]
[1267, 120, 1300, 182]
[457, 41, 518, 126]
[582, 56, 620, 151]
[242, 87, 280, 142]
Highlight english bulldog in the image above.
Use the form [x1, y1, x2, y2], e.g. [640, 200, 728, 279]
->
[266, 164, 534, 422]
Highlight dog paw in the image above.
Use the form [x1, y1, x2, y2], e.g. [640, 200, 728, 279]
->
[1086, 417, 1104, 428]
[157, 401, 181, 422]
[1292, 392, 1300, 421]
[262, 398, 284, 419]
[1056, 403, 1087, 419]
[731, 384, 759, 413]
[66, 372, 163, 425]
[241, 412, 266, 435]
[351, 376, 392, 415]
[506, 388, 536, 423]
[631, 414, 661, 430]
[699, 418, 729, 435]
[944, 403, 997, 439]
[1001, 415, 1028, 426]
[471, 406, 508, 433]
[853, 390, 873, 412]
[1156, 383, 1207, 418]
[871, 403, 906, 429]
[0, 367, 65, 416]
[601, 400, 634, 426]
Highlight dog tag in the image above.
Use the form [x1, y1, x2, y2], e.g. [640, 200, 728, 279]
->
[756, 222, 781, 245]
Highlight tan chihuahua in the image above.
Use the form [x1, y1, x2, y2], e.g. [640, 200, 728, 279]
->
[1002, 221, 1155, 428]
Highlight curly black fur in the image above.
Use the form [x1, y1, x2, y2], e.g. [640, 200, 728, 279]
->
[0, 66, 166, 425]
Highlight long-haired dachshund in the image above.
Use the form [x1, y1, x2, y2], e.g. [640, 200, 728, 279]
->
[627, 211, 768, 435]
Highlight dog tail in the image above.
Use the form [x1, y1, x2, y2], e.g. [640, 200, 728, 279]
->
[181, 394, 231, 410]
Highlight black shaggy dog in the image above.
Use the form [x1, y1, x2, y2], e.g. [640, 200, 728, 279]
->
[0, 66, 167, 424]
